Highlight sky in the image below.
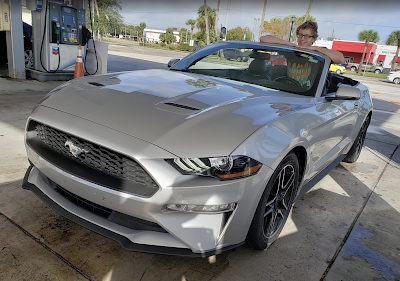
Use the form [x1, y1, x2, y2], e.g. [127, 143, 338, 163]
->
[120, 0, 400, 43]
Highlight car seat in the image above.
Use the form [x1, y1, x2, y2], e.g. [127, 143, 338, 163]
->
[268, 65, 288, 81]
[239, 59, 268, 82]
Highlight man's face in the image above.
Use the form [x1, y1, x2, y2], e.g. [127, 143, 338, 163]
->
[296, 28, 316, 47]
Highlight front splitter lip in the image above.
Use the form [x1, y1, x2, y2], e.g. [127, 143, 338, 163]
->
[22, 164, 244, 257]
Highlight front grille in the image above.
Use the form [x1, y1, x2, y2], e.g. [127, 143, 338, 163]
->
[54, 183, 167, 233]
[27, 121, 159, 197]
[55, 183, 112, 219]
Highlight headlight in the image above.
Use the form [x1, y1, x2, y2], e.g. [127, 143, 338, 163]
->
[165, 156, 262, 180]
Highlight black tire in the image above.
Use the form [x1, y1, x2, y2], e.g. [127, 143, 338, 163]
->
[236, 56, 242, 62]
[246, 152, 299, 250]
[343, 116, 370, 163]
[394, 78, 400, 84]
[351, 66, 357, 71]
[374, 69, 381, 74]
[336, 69, 341, 74]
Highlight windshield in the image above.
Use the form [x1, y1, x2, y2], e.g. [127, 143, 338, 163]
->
[178, 46, 324, 97]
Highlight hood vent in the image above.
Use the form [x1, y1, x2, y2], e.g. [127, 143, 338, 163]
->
[164, 102, 200, 111]
[87, 82, 105, 87]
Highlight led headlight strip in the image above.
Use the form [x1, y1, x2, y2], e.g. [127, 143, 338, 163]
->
[166, 156, 262, 180]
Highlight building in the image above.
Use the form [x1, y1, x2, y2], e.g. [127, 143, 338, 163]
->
[315, 39, 399, 69]
[144, 28, 180, 43]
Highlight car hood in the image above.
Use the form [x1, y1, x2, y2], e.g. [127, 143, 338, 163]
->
[41, 70, 313, 157]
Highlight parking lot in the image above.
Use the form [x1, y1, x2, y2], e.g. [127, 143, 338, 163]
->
[1, 47, 400, 281]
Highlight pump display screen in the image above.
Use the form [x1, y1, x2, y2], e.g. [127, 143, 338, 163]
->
[63, 15, 74, 24]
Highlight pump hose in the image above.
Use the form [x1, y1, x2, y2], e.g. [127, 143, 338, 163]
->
[39, 0, 61, 73]
[84, 0, 99, 75]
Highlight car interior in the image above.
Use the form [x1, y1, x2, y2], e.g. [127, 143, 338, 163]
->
[185, 47, 362, 98]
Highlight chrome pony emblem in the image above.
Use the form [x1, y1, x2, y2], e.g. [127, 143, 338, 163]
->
[65, 140, 90, 157]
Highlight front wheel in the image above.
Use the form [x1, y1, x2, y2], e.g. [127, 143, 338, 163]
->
[246, 152, 299, 250]
[374, 69, 381, 74]
[393, 77, 400, 84]
[343, 116, 370, 163]
[351, 66, 357, 71]
[236, 56, 242, 62]
[336, 69, 342, 74]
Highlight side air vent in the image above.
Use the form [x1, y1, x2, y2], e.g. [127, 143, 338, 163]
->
[164, 103, 200, 111]
[88, 82, 104, 87]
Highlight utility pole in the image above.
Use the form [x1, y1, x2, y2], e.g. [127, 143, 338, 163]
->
[259, 0, 267, 40]
[204, 0, 210, 45]
[303, 0, 313, 22]
[215, 0, 220, 41]
[224, 0, 231, 32]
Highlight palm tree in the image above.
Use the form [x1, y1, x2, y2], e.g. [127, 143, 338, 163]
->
[357, 30, 379, 75]
[186, 19, 196, 41]
[204, 0, 210, 45]
[387, 30, 400, 71]
[214, 0, 220, 41]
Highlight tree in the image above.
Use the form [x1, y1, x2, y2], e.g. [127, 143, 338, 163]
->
[86, 0, 123, 41]
[226, 26, 253, 41]
[159, 27, 177, 44]
[357, 30, 379, 74]
[196, 4, 217, 43]
[204, 0, 210, 45]
[137, 22, 147, 42]
[179, 28, 191, 43]
[387, 30, 400, 71]
[303, 0, 313, 23]
[186, 19, 196, 41]
[261, 15, 315, 41]
[214, 0, 220, 41]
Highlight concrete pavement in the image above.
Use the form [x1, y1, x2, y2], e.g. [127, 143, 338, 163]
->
[1, 48, 400, 280]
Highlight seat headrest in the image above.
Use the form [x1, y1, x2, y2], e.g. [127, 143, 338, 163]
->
[249, 59, 267, 76]
[269, 65, 288, 79]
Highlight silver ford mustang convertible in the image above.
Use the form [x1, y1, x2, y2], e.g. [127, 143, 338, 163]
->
[23, 41, 373, 257]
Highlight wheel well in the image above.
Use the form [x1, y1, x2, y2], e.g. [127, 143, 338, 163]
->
[292, 146, 307, 184]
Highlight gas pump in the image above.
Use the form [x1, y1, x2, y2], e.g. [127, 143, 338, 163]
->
[27, 0, 87, 77]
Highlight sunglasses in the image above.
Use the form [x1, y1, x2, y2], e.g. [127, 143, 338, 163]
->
[297, 33, 315, 39]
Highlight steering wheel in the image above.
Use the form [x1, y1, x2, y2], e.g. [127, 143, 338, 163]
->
[273, 76, 301, 87]
[245, 70, 272, 81]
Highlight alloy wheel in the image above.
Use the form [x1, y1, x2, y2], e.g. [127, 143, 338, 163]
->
[355, 119, 368, 158]
[263, 164, 296, 239]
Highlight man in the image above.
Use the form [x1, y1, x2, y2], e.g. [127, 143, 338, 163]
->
[260, 21, 344, 64]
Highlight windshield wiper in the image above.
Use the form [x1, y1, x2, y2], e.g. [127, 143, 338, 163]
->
[171, 69, 193, 73]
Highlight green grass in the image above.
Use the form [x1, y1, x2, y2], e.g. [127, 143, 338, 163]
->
[344, 70, 387, 79]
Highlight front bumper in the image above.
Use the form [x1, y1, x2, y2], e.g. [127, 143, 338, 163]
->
[23, 165, 245, 257]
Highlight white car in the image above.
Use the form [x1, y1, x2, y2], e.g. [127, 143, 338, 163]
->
[22, 41, 373, 257]
[387, 71, 400, 84]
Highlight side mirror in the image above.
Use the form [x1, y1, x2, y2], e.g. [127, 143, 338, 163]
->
[168, 58, 180, 68]
[325, 84, 361, 101]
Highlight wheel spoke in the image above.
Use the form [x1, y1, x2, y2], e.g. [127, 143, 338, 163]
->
[265, 210, 277, 236]
[263, 203, 274, 217]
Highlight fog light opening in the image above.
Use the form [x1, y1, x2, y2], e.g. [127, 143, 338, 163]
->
[166, 203, 236, 213]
